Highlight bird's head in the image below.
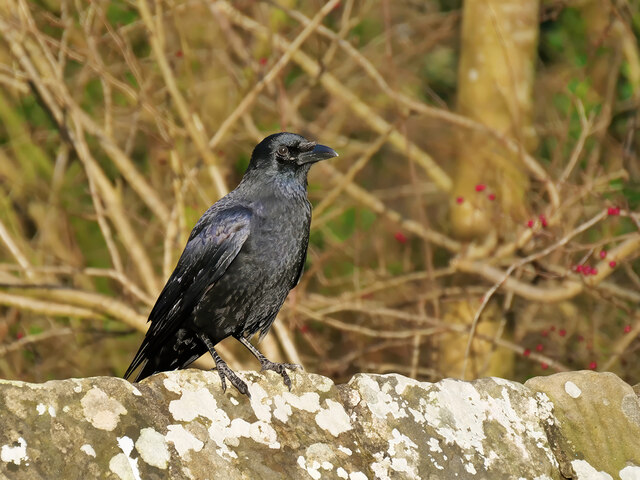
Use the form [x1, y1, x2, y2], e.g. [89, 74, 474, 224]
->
[246, 133, 338, 179]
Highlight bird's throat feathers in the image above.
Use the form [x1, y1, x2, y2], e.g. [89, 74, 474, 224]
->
[240, 164, 310, 201]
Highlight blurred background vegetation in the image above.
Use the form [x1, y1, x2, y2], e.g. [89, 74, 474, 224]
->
[0, 0, 638, 386]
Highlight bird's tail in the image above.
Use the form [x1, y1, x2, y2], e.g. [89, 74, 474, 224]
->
[124, 330, 206, 382]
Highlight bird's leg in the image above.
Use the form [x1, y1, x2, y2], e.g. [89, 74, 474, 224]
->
[197, 333, 250, 398]
[236, 336, 301, 391]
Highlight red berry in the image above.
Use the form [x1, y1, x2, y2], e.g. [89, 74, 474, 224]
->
[523, 348, 531, 357]
[589, 361, 597, 370]
[624, 325, 631, 334]
[394, 232, 407, 244]
[536, 343, 544, 352]
[175, 50, 183, 58]
[16, 331, 24, 339]
[456, 196, 464, 204]
[607, 206, 620, 216]
[599, 250, 607, 259]
[475, 184, 486, 192]
[541, 330, 549, 337]
[558, 329, 566, 337]
[608, 261, 616, 268]
[550, 326, 556, 331]
[300, 325, 310, 334]
[488, 193, 496, 201]
[575, 265, 583, 273]
[541, 362, 549, 370]
[539, 214, 548, 227]
[527, 220, 534, 228]
[259, 57, 267, 66]
[582, 266, 591, 275]
[591, 268, 598, 275]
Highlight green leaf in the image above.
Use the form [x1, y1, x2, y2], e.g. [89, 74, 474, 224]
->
[106, 1, 138, 26]
[330, 207, 356, 241]
[29, 326, 44, 335]
[359, 208, 377, 230]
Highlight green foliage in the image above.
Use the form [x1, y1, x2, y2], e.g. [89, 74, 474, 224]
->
[284, 65, 305, 87]
[309, 229, 325, 249]
[184, 204, 203, 231]
[234, 153, 250, 176]
[621, 184, 640, 210]
[359, 208, 376, 231]
[17, 96, 54, 130]
[0, 93, 52, 182]
[349, 17, 381, 45]
[106, 0, 139, 26]
[566, 78, 591, 100]
[28, 326, 44, 336]
[387, 261, 404, 275]
[540, 8, 586, 63]
[81, 78, 104, 114]
[421, 47, 457, 101]
[329, 207, 357, 241]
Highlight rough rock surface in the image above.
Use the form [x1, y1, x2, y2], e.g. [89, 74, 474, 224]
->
[0, 369, 638, 479]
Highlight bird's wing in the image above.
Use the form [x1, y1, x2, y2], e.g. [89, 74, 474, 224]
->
[124, 206, 252, 379]
[292, 238, 309, 288]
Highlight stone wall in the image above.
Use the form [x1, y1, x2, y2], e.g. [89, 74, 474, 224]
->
[0, 369, 638, 479]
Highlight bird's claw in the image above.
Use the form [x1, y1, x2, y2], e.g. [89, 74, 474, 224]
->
[213, 365, 250, 398]
[217, 369, 227, 393]
[259, 361, 301, 391]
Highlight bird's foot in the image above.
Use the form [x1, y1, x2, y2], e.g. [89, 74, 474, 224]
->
[213, 362, 251, 398]
[200, 333, 251, 398]
[259, 360, 301, 391]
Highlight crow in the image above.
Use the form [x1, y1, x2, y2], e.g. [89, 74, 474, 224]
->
[124, 133, 337, 397]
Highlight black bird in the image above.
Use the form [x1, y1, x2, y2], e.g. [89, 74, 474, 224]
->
[124, 133, 337, 397]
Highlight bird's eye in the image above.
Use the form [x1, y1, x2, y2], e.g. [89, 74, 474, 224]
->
[276, 146, 289, 157]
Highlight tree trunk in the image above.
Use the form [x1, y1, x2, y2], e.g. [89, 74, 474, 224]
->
[441, 0, 540, 379]
[452, 0, 539, 238]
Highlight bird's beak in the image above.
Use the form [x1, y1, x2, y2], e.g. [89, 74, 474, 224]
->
[297, 144, 338, 165]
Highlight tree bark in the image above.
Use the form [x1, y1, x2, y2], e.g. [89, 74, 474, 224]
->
[441, 0, 540, 379]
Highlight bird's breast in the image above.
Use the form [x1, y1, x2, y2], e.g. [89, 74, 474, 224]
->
[242, 199, 308, 270]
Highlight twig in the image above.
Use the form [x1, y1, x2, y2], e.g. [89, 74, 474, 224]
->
[207, 0, 341, 151]
[321, 163, 461, 251]
[272, 317, 302, 366]
[215, 1, 453, 193]
[137, 0, 228, 198]
[83, 268, 155, 306]
[457, 210, 628, 378]
[70, 117, 160, 296]
[84, 163, 125, 276]
[0, 220, 34, 279]
[0, 291, 96, 319]
[559, 101, 594, 183]
[280, 2, 560, 207]
[603, 312, 640, 371]
[314, 128, 391, 218]
[0, 11, 171, 224]
[322, 338, 410, 373]
[0, 327, 74, 357]
[306, 303, 571, 372]
[298, 305, 443, 339]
